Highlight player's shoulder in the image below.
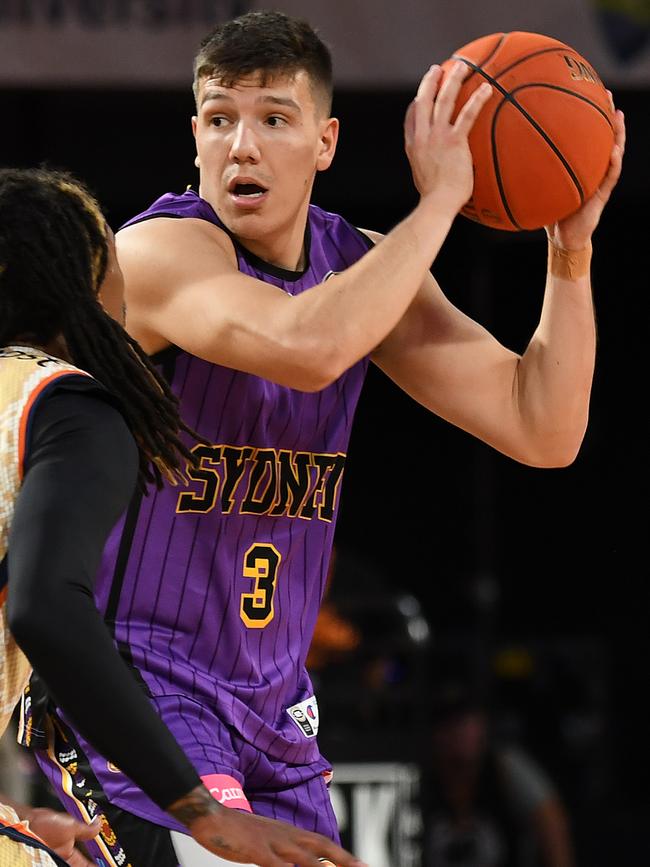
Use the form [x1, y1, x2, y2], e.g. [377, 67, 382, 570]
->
[117, 188, 234, 261]
[118, 211, 231, 255]
[116, 210, 236, 283]
[308, 204, 381, 251]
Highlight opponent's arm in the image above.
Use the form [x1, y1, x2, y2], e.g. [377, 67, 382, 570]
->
[7, 386, 366, 867]
[372, 108, 625, 467]
[7, 387, 203, 810]
[0, 792, 98, 866]
[120, 64, 492, 391]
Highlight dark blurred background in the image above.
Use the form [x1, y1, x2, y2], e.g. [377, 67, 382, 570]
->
[1, 2, 649, 864]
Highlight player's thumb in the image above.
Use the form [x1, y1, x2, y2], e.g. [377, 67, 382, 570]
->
[74, 816, 102, 840]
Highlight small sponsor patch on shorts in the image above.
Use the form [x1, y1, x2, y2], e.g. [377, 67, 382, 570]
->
[286, 695, 319, 738]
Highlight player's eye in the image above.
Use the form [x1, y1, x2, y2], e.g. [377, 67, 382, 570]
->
[266, 115, 287, 128]
[210, 116, 229, 127]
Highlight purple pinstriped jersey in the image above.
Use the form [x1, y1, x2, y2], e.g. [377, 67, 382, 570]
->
[94, 190, 371, 769]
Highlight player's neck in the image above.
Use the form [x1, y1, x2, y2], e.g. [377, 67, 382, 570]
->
[9, 334, 71, 362]
[235, 206, 310, 273]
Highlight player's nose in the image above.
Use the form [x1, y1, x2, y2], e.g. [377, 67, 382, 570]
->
[229, 121, 261, 163]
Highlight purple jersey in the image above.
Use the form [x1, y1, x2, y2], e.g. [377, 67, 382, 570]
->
[94, 190, 371, 770]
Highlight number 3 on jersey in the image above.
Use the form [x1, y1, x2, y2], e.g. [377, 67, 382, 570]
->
[240, 543, 282, 628]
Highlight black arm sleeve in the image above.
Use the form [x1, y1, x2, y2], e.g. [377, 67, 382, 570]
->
[6, 385, 201, 810]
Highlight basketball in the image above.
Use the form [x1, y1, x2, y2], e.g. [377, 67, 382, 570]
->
[441, 32, 615, 231]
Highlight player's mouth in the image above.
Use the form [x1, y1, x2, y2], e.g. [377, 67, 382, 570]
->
[227, 177, 269, 208]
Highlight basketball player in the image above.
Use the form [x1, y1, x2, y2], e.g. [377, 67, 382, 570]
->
[0, 168, 364, 867]
[29, 10, 625, 867]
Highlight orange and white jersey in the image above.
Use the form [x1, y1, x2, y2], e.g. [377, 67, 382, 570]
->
[0, 804, 60, 867]
[0, 345, 90, 739]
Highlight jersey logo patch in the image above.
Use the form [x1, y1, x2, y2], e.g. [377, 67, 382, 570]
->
[287, 695, 319, 738]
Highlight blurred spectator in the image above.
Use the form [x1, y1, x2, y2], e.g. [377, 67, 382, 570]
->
[306, 546, 361, 672]
[423, 679, 575, 867]
[307, 545, 431, 731]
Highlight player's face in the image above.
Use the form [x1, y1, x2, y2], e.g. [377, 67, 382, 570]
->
[97, 226, 126, 326]
[192, 70, 338, 258]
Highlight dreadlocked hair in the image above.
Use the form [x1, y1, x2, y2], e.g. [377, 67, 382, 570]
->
[0, 166, 198, 492]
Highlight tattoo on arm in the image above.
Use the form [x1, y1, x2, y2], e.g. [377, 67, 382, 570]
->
[167, 785, 222, 826]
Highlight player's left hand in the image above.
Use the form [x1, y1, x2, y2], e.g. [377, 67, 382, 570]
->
[26, 808, 101, 865]
[546, 99, 625, 250]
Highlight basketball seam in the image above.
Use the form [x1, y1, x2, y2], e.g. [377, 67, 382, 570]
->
[453, 59, 520, 227]
[489, 118, 521, 230]
[493, 93, 584, 212]
[491, 45, 572, 80]
[508, 82, 613, 126]
[452, 32, 507, 87]
[455, 58, 587, 227]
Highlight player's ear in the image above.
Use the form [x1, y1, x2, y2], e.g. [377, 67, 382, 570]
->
[316, 116, 339, 172]
[191, 117, 200, 168]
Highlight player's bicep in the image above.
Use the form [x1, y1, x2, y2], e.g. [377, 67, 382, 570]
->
[152, 272, 295, 369]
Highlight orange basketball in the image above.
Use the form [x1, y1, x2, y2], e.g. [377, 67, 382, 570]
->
[441, 32, 615, 231]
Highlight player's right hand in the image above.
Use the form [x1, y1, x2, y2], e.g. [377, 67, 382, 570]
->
[168, 785, 367, 867]
[404, 61, 492, 216]
[189, 807, 365, 867]
[24, 808, 101, 866]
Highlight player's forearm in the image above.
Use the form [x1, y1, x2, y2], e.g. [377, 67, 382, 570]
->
[287, 193, 455, 388]
[516, 244, 596, 466]
[167, 785, 224, 827]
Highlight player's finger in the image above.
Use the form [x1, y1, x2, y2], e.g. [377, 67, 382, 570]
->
[433, 61, 467, 125]
[453, 81, 492, 136]
[404, 99, 416, 150]
[279, 835, 367, 867]
[73, 817, 102, 841]
[413, 65, 442, 133]
[415, 63, 442, 101]
[613, 108, 626, 151]
[311, 837, 368, 867]
[597, 110, 625, 197]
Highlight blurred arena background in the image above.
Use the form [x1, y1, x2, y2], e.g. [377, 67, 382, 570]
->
[1, 1, 648, 864]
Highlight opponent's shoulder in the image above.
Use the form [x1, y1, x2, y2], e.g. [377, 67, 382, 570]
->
[26, 382, 137, 484]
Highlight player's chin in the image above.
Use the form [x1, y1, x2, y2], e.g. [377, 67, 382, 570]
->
[221, 208, 268, 235]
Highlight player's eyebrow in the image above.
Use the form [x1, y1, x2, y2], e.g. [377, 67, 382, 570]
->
[257, 95, 302, 113]
[200, 91, 302, 114]
[200, 90, 231, 106]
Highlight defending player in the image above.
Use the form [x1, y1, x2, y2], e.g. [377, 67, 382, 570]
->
[0, 167, 365, 867]
[29, 10, 624, 866]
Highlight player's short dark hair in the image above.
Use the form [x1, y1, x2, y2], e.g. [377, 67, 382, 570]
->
[0, 167, 197, 491]
[193, 10, 333, 113]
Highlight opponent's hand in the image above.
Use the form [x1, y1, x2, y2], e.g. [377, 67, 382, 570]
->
[25, 808, 101, 866]
[404, 61, 492, 216]
[169, 785, 367, 867]
[546, 98, 625, 250]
